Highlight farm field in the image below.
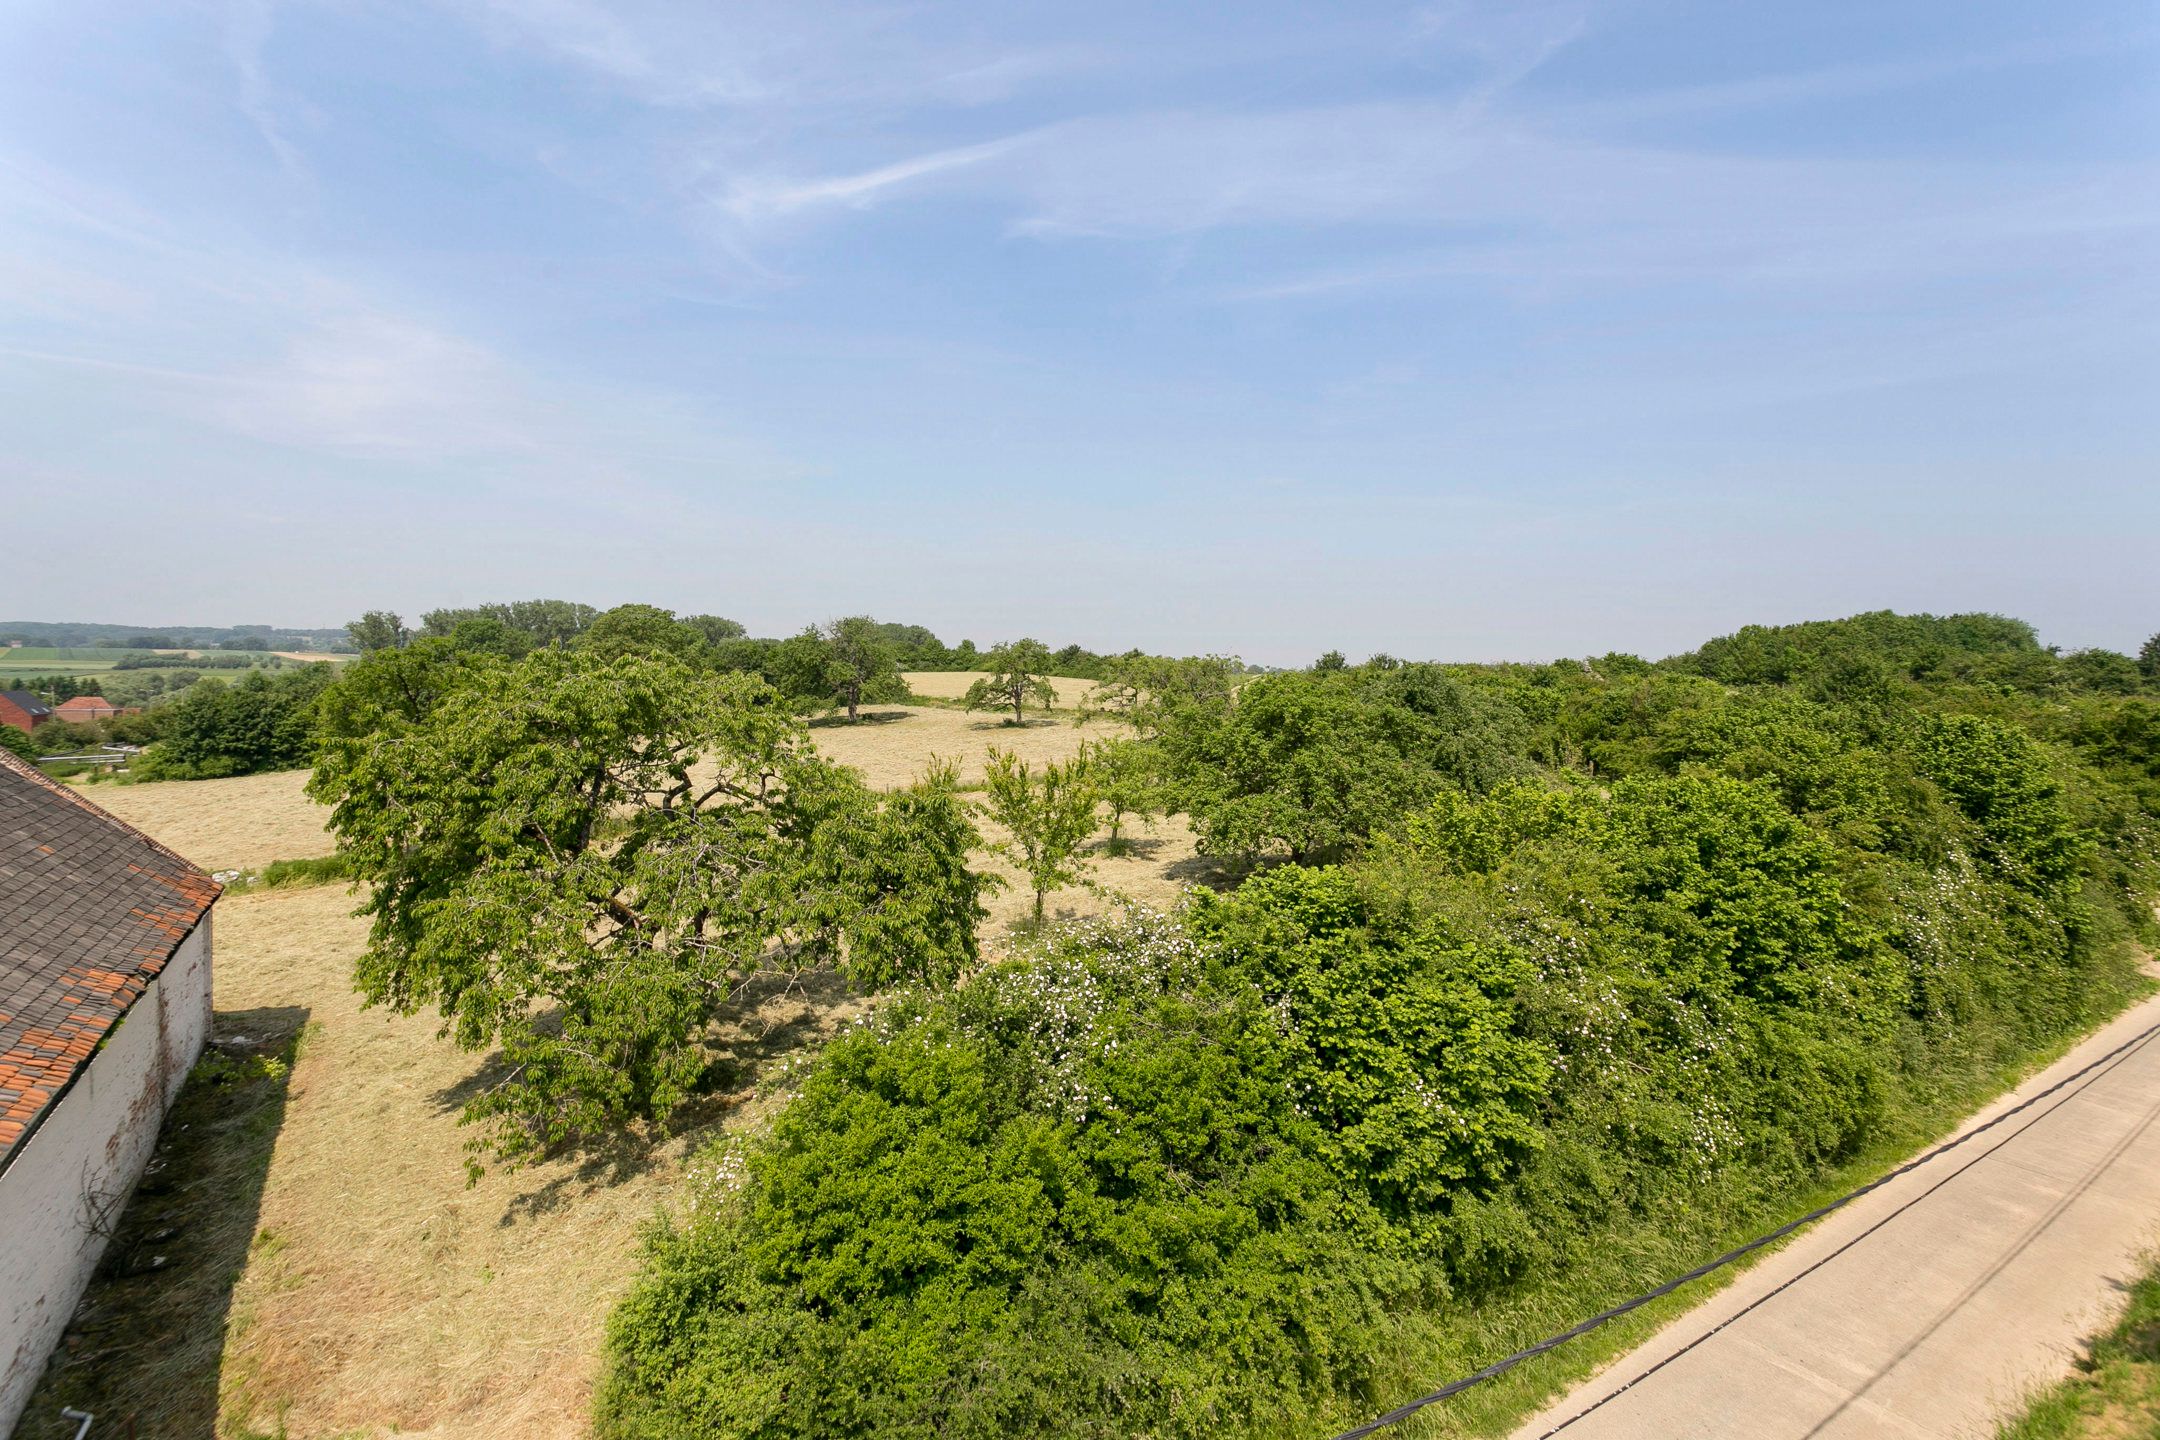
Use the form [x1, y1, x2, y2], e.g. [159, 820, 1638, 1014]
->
[30, 702, 1211, 1437]
[83, 768, 331, 872]
[0, 646, 132, 679]
[900, 668, 1098, 708]
[82, 704, 1143, 873]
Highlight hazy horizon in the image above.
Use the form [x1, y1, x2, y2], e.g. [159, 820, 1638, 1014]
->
[3, 1, 2155, 666]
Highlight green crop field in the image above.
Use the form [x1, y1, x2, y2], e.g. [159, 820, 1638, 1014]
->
[0, 646, 297, 681]
[0, 648, 135, 679]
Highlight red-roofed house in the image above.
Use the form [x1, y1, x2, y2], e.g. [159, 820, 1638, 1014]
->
[0, 749, 218, 1432]
[51, 696, 134, 724]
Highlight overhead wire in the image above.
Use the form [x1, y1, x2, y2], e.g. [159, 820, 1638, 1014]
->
[1323, 1013, 2160, 1440]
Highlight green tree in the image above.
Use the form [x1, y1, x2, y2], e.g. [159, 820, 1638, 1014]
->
[964, 639, 1059, 724]
[308, 650, 989, 1164]
[772, 617, 905, 721]
[1085, 737, 1162, 849]
[2136, 632, 2159, 681]
[421, 599, 599, 648]
[683, 613, 747, 647]
[142, 666, 334, 779]
[576, 604, 710, 662]
[1081, 653, 1241, 737]
[980, 745, 1097, 920]
[2062, 648, 2142, 694]
[345, 611, 407, 654]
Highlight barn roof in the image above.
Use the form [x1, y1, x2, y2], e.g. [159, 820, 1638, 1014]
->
[1, 690, 53, 719]
[0, 750, 219, 1171]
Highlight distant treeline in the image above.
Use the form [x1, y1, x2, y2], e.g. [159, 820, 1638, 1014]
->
[1, 620, 352, 651]
[348, 600, 1173, 683]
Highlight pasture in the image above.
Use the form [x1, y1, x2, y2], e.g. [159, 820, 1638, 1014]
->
[33, 700, 1211, 1437]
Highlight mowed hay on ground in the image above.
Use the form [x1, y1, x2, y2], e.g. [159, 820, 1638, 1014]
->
[35, 704, 1225, 1437]
[79, 768, 331, 871]
[810, 704, 1105, 788]
[901, 670, 1098, 709]
[77, 706, 1096, 879]
[203, 885, 855, 1440]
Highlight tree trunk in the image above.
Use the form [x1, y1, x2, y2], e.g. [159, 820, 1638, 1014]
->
[847, 682, 859, 722]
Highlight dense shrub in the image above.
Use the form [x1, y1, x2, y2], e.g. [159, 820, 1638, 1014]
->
[603, 611, 2159, 1440]
[135, 666, 332, 779]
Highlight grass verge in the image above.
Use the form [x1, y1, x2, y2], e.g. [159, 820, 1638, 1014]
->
[1997, 1252, 2160, 1439]
[1386, 968, 2160, 1436]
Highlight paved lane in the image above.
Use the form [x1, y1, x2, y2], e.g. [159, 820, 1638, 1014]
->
[1513, 984, 2160, 1440]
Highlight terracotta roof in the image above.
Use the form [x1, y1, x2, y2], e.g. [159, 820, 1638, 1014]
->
[54, 695, 116, 712]
[0, 750, 219, 1171]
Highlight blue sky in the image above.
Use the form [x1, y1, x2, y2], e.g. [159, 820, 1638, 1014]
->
[1, 0, 2154, 663]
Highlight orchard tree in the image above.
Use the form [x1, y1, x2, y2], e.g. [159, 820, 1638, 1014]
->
[346, 610, 408, 654]
[308, 650, 991, 1166]
[963, 638, 1058, 724]
[1086, 737, 1163, 850]
[980, 745, 1098, 921]
[773, 617, 905, 721]
[1081, 653, 1241, 737]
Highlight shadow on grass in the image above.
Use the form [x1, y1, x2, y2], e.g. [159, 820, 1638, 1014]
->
[966, 716, 1061, 730]
[1162, 851, 1251, 892]
[20, 1006, 310, 1440]
[431, 969, 865, 1224]
[805, 709, 913, 729]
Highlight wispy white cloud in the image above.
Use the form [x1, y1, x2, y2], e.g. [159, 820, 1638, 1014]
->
[460, 0, 1088, 111]
[717, 133, 1035, 221]
[222, 0, 308, 179]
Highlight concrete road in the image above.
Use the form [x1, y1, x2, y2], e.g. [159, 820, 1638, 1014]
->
[1512, 985, 2160, 1440]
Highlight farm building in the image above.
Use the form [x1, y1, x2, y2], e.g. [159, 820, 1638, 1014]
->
[52, 696, 134, 724]
[0, 691, 53, 735]
[0, 749, 219, 1434]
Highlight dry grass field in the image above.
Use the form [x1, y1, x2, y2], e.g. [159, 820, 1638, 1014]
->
[78, 704, 1120, 873]
[900, 669, 1097, 708]
[29, 703, 1221, 1438]
[82, 768, 331, 871]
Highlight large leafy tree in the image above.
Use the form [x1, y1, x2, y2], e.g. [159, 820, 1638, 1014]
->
[421, 598, 599, 648]
[963, 638, 1058, 724]
[308, 650, 990, 1164]
[142, 666, 334, 779]
[577, 603, 711, 661]
[2139, 632, 2160, 680]
[345, 610, 408, 654]
[772, 616, 906, 720]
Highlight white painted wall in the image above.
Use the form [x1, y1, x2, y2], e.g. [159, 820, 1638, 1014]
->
[0, 914, 213, 1436]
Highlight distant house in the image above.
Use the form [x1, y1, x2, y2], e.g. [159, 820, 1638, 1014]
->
[0, 692, 52, 735]
[51, 696, 133, 724]
[0, 750, 219, 1433]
